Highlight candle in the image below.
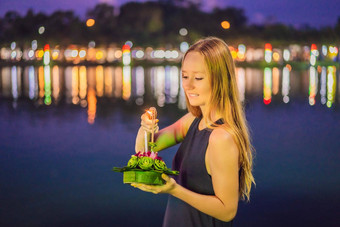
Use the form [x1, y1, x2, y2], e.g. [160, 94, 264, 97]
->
[149, 107, 157, 144]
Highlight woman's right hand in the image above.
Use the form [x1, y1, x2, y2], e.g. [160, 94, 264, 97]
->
[135, 112, 159, 153]
[140, 112, 159, 134]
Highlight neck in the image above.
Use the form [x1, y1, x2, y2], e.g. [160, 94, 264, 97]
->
[200, 106, 222, 123]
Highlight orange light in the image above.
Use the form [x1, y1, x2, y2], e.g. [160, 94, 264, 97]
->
[237, 52, 245, 61]
[115, 50, 122, 59]
[231, 50, 237, 59]
[317, 65, 322, 73]
[273, 52, 280, 61]
[311, 44, 317, 51]
[87, 88, 97, 124]
[265, 43, 272, 50]
[86, 19, 95, 27]
[285, 64, 292, 71]
[122, 44, 130, 52]
[96, 51, 103, 60]
[52, 51, 59, 60]
[37, 50, 44, 58]
[221, 21, 230, 29]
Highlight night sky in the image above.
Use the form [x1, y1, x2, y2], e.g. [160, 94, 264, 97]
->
[0, 0, 339, 28]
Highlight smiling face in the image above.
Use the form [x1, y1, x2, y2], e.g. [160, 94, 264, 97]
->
[181, 51, 211, 113]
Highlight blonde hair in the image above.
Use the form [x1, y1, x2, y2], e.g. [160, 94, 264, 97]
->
[183, 37, 255, 201]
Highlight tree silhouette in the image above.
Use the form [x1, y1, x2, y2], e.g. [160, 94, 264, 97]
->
[0, 2, 339, 47]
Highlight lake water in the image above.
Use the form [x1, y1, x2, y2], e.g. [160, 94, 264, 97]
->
[0, 64, 339, 227]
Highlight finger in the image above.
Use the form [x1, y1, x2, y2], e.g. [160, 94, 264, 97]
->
[132, 183, 150, 189]
[141, 122, 159, 133]
[161, 174, 170, 182]
[141, 113, 159, 123]
[141, 122, 151, 130]
[147, 107, 157, 120]
[132, 184, 160, 194]
[141, 121, 156, 129]
[141, 114, 152, 125]
[141, 119, 158, 128]
[141, 126, 158, 135]
[138, 187, 155, 193]
[141, 115, 148, 123]
[142, 113, 158, 122]
[144, 119, 159, 127]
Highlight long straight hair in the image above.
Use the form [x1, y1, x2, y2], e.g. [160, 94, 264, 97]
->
[183, 37, 255, 201]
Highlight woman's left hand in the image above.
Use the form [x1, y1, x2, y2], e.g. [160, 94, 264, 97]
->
[131, 174, 177, 194]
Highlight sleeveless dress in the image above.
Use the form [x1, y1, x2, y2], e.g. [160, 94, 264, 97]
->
[163, 117, 234, 227]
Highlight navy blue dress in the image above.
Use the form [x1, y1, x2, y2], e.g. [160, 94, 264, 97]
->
[163, 118, 234, 227]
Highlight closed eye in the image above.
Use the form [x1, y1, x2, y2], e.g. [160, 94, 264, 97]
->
[195, 77, 203, 81]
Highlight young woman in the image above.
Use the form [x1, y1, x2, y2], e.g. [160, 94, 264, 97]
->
[132, 37, 255, 226]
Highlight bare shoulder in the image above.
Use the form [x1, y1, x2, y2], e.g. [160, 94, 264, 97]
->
[209, 127, 239, 157]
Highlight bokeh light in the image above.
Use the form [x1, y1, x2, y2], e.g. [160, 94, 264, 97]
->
[88, 41, 96, 48]
[79, 50, 86, 58]
[10, 42, 16, 50]
[180, 42, 189, 53]
[86, 19, 95, 27]
[272, 52, 280, 62]
[135, 50, 144, 59]
[283, 49, 290, 61]
[122, 44, 131, 65]
[43, 44, 50, 65]
[264, 43, 272, 63]
[125, 41, 133, 48]
[221, 21, 230, 29]
[179, 28, 188, 36]
[31, 40, 38, 50]
[38, 26, 45, 34]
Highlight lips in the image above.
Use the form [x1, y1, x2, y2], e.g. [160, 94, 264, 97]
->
[188, 93, 199, 97]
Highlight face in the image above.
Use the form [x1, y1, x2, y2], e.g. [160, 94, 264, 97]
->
[181, 51, 211, 112]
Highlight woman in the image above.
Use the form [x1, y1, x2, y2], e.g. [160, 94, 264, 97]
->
[132, 37, 255, 226]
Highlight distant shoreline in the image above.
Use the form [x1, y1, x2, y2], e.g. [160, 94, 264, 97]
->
[0, 60, 339, 70]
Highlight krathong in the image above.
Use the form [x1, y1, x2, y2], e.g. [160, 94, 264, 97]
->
[113, 107, 179, 185]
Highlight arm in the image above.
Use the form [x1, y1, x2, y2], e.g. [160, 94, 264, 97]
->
[132, 127, 240, 222]
[135, 112, 195, 153]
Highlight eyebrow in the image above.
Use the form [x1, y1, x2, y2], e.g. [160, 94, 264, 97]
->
[181, 70, 205, 74]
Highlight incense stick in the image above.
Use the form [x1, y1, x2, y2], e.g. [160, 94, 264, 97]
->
[144, 131, 148, 152]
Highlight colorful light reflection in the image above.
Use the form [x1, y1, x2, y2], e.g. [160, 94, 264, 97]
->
[52, 65, 60, 102]
[87, 87, 97, 124]
[122, 66, 131, 100]
[236, 68, 245, 102]
[135, 66, 145, 105]
[308, 66, 318, 106]
[326, 66, 336, 108]
[28, 66, 37, 100]
[263, 67, 272, 104]
[282, 66, 290, 103]
[44, 66, 52, 105]
[1, 64, 339, 115]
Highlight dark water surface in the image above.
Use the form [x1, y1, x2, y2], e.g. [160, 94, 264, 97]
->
[1, 65, 340, 227]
